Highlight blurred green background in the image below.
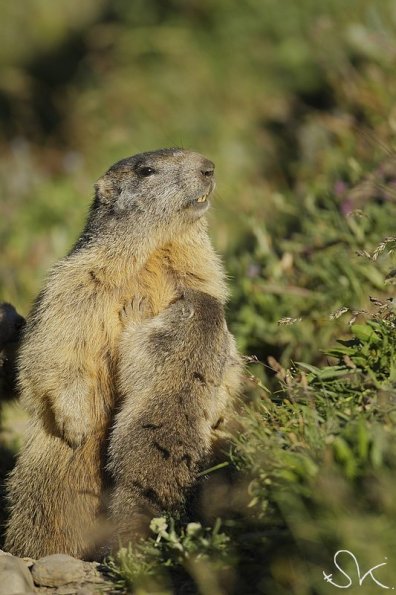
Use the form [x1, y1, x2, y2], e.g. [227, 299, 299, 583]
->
[1, 1, 396, 593]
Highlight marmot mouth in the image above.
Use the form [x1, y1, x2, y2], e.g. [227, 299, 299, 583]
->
[185, 191, 212, 210]
[183, 189, 212, 214]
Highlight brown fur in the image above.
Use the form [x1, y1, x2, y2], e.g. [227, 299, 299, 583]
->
[107, 289, 240, 548]
[5, 148, 241, 559]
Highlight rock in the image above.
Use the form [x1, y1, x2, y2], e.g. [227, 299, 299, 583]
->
[31, 554, 85, 587]
[79, 562, 113, 593]
[56, 588, 79, 595]
[0, 553, 35, 594]
[22, 558, 36, 569]
[81, 561, 109, 584]
[77, 587, 108, 595]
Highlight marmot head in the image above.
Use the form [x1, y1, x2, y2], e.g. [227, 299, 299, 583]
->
[94, 148, 215, 227]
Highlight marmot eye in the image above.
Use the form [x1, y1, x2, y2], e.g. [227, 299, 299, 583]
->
[138, 166, 156, 177]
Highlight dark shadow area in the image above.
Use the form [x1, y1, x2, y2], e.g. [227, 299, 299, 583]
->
[0, 303, 25, 548]
[0, 443, 16, 549]
[0, 33, 90, 143]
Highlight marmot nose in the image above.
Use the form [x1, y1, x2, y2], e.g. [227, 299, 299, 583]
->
[200, 159, 215, 178]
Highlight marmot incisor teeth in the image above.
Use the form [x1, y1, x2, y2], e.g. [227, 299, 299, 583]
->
[107, 288, 240, 548]
[5, 148, 241, 559]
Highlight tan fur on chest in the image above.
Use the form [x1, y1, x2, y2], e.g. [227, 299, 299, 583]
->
[132, 231, 228, 318]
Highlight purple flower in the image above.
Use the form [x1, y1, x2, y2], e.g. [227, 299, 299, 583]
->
[334, 180, 348, 196]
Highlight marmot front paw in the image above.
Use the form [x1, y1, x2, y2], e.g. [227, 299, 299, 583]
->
[120, 295, 151, 325]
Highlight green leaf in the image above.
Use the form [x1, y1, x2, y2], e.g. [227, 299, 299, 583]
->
[315, 366, 351, 380]
[351, 324, 380, 344]
[296, 362, 320, 375]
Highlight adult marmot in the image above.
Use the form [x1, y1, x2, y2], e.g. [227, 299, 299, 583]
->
[5, 148, 241, 558]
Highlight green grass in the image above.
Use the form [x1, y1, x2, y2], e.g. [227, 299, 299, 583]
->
[1, 0, 396, 593]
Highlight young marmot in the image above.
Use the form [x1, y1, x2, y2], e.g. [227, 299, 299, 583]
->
[5, 148, 241, 559]
[107, 288, 238, 548]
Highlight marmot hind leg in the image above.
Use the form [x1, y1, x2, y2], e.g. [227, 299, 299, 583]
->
[4, 425, 108, 559]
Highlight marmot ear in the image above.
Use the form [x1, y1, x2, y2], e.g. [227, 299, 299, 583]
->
[94, 174, 120, 204]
